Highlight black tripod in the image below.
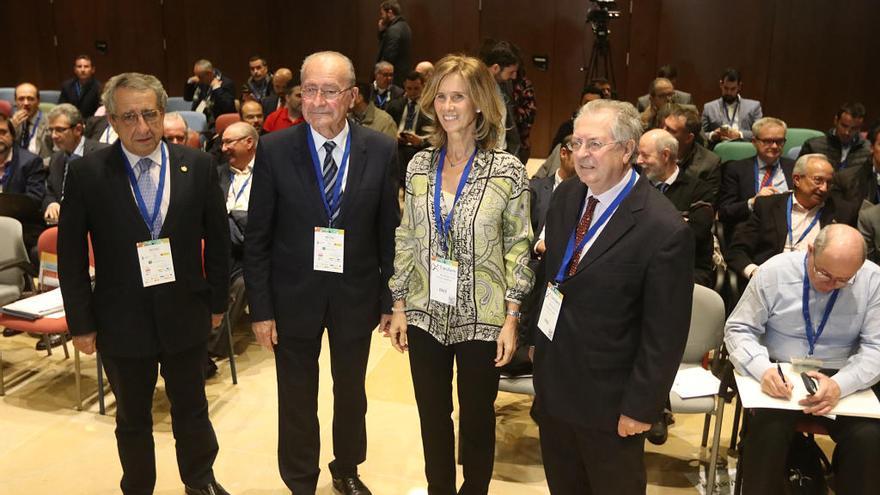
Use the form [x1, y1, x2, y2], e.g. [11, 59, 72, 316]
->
[585, 33, 615, 89]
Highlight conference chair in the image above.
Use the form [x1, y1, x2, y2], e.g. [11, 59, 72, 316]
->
[667, 284, 733, 493]
[785, 145, 802, 161]
[214, 113, 241, 138]
[166, 96, 191, 113]
[714, 141, 756, 163]
[0, 100, 11, 118]
[0, 218, 32, 308]
[783, 128, 824, 157]
[0, 87, 14, 105]
[39, 90, 61, 104]
[179, 111, 208, 134]
[38, 102, 56, 115]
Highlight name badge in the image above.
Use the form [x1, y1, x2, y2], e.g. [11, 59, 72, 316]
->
[791, 356, 824, 369]
[137, 238, 176, 287]
[314, 227, 344, 273]
[538, 283, 564, 341]
[430, 256, 458, 306]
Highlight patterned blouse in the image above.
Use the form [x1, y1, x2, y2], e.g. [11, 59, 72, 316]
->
[389, 147, 534, 345]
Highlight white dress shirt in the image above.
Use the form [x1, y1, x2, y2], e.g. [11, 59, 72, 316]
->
[576, 168, 636, 264]
[226, 158, 254, 212]
[309, 122, 351, 193]
[121, 142, 171, 224]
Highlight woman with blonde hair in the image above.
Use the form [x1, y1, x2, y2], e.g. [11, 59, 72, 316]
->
[387, 54, 534, 494]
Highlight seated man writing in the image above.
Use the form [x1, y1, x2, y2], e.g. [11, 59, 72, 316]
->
[724, 224, 880, 495]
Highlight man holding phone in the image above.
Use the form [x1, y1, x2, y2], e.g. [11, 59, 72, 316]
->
[724, 224, 880, 495]
[701, 67, 763, 145]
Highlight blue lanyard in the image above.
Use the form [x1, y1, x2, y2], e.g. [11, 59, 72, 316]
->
[433, 147, 477, 256]
[229, 170, 252, 204]
[554, 171, 637, 283]
[802, 254, 840, 356]
[122, 144, 168, 240]
[23, 111, 41, 147]
[753, 158, 779, 194]
[786, 194, 822, 249]
[305, 125, 352, 226]
[375, 90, 389, 108]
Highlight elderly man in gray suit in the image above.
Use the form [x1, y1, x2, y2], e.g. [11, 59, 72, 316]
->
[702, 68, 763, 146]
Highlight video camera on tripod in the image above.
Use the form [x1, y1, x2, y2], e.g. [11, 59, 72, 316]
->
[587, 0, 621, 39]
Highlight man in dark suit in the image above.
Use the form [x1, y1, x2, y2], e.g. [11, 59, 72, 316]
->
[660, 103, 722, 203]
[718, 117, 794, 239]
[636, 64, 693, 112]
[833, 123, 880, 206]
[799, 103, 870, 170]
[531, 99, 694, 494]
[58, 55, 102, 119]
[184, 59, 236, 128]
[58, 73, 231, 495]
[244, 51, 399, 495]
[43, 104, 108, 224]
[385, 71, 431, 183]
[727, 154, 859, 279]
[638, 128, 715, 288]
[371, 61, 403, 111]
[376, 0, 412, 87]
[0, 112, 47, 255]
[531, 134, 576, 257]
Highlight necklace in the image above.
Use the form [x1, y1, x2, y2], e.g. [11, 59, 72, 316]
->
[447, 149, 475, 167]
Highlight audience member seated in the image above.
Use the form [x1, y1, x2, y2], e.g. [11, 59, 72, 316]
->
[799, 103, 870, 170]
[385, 71, 430, 182]
[183, 59, 236, 127]
[239, 100, 265, 134]
[84, 107, 118, 144]
[589, 76, 615, 99]
[11, 83, 53, 164]
[372, 61, 402, 111]
[481, 40, 521, 156]
[0, 111, 47, 257]
[660, 103, 722, 202]
[414, 60, 434, 80]
[58, 55, 102, 118]
[263, 83, 303, 133]
[718, 117, 794, 238]
[859, 203, 880, 265]
[163, 112, 189, 146]
[636, 64, 693, 112]
[639, 77, 674, 131]
[350, 81, 397, 139]
[832, 123, 880, 207]
[549, 85, 603, 153]
[727, 154, 858, 281]
[43, 104, 108, 224]
[725, 224, 880, 495]
[206, 122, 258, 375]
[240, 55, 273, 103]
[531, 134, 576, 258]
[260, 67, 293, 115]
[637, 129, 715, 287]
[702, 68, 763, 146]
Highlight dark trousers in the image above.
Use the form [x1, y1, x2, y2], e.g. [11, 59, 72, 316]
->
[274, 328, 371, 495]
[741, 408, 880, 495]
[407, 326, 501, 495]
[538, 413, 647, 495]
[101, 345, 218, 495]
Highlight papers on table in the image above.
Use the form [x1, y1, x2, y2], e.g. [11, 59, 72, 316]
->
[734, 362, 880, 419]
[672, 365, 722, 398]
[1, 288, 64, 320]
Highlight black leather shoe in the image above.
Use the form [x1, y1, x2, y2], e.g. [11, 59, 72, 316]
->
[184, 480, 230, 495]
[331, 474, 372, 495]
[646, 412, 673, 445]
[3, 328, 23, 337]
[204, 356, 218, 379]
[35, 334, 64, 351]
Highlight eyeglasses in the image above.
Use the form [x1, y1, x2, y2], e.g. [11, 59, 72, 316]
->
[221, 136, 248, 146]
[301, 86, 352, 100]
[801, 175, 831, 186]
[811, 258, 851, 286]
[568, 138, 622, 154]
[755, 137, 787, 147]
[112, 109, 161, 126]
[48, 126, 72, 134]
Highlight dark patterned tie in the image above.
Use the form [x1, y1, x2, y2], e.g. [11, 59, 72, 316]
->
[405, 100, 416, 131]
[566, 196, 599, 277]
[322, 141, 339, 223]
[20, 120, 30, 148]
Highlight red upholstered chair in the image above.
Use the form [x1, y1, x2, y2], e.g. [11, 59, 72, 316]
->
[0, 100, 11, 118]
[214, 113, 241, 138]
[0, 227, 104, 412]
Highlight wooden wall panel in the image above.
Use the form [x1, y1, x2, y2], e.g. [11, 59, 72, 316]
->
[0, 0, 59, 92]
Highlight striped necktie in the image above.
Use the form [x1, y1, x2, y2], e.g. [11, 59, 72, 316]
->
[322, 141, 339, 224]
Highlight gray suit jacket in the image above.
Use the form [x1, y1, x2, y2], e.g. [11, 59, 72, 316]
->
[636, 89, 693, 113]
[859, 203, 880, 264]
[701, 96, 763, 140]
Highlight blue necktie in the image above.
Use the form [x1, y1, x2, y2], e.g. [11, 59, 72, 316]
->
[322, 141, 339, 224]
[136, 158, 162, 237]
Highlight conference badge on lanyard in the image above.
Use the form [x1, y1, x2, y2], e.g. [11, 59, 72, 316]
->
[314, 227, 344, 273]
[137, 239, 176, 287]
[538, 283, 564, 341]
[430, 256, 458, 306]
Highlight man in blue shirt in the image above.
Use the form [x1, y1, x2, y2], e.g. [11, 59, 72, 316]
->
[725, 224, 880, 495]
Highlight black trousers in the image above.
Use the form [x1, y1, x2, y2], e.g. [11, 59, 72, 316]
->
[407, 326, 501, 495]
[101, 345, 218, 495]
[274, 327, 371, 495]
[537, 412, 647, 495]
[741, 408, 880, 495]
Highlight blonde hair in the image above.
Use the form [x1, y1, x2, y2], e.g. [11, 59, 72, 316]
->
[419, 54, 504, 151]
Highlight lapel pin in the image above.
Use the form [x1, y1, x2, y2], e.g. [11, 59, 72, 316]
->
[180, 165, 188, 173]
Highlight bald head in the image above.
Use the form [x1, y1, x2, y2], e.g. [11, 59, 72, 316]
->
[222, 121, 258, 170]
[239, 100, 264, 131]
[809, 225, 866, 292]
[272, 68, 294, 98]
[637, 128, 679, 182]
[415, 61, 434, 79]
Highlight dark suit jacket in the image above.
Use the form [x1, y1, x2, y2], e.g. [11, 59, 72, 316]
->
[374, 85, 403, 111]
[244, 122, 400, 342]
[58, 77, 102, 118]
[2, 147, 46, 203]
[385, 96, 431, 137]
[43, 139, 108, 212]
[528, 174, 555, 243]
[833, 156, 879, 206]
[261, 94, 282, 117]
[680, 143, 722, 204]
[218, 163, 248, 279]
[800, 132, 871, 170]
[183, 71, 237, 123]
[376, 16, 413, 87]
[726, 192, 860, 276]
[58, 142, 230, 358]
[532, 176, 694, 431]
[718, 156, 795, 226]
[663, 171, 716, 288]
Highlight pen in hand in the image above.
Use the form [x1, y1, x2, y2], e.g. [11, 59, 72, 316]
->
[777, 363, 787, 384]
